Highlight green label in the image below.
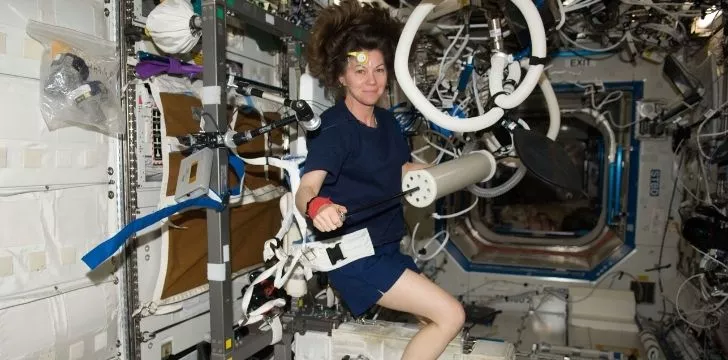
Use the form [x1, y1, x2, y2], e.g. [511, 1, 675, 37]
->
[216, 6, 224, 19]
[227, 0, 235, 6]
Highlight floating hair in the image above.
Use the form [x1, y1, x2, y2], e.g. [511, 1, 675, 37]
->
[305, 0, 403, 89]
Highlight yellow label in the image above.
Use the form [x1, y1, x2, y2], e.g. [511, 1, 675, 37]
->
[225, 338, 232, 349]
[189, 162, 198, 183]
[638, 275, 649, 281]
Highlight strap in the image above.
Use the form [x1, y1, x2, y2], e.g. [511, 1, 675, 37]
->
[487, 91, 508, 109]
[81, 195, 225, 269]
[269, 316, 283, 345]
[306, 196, 332, 218]
[529, 56, 549, 66]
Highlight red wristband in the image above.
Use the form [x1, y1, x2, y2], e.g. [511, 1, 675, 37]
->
[306, 196, 333, 218]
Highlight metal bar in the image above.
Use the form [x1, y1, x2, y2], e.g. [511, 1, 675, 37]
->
[201, 1, 234, 360]
[232, 327, 273, 359]
[231, 74, 288, 94]
[346, 187, 419, 218]
[120, 0, 141, 358]
[273, 333, 294, 360]
[226, 0, 309, 42]
[282, 314, 341, 335]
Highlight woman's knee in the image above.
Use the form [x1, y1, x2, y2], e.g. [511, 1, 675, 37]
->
[432, 296, 465, 335]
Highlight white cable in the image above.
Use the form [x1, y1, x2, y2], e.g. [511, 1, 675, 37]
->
[544, 271, 640, 304]
[697, 149, 714, 206]
[410, 222, 450, 262]
[421, 131, 459, 159]
[472, 71, 485, 115]
[407, 194, 478, 264]
[690, 244, 728, 271]
[559, 31, 628, 53]
[428, 26, 465, 101]
[432, 197, 478, 219]
[563, 108, 616, 162]
[555, 0, 566, 29]
[437, 23, 489, 30]
[435, 36, 470, 102]
[675, 273, 721, 329]
[467, 71, 561, 198]
[564, 0, 600, 12]
[395, 0, 546, 133]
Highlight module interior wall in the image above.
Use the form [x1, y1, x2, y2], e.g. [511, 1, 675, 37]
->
[0, 1, 120, 360]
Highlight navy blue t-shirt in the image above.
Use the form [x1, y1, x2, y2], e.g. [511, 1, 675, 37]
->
[303, 100, 410, 246]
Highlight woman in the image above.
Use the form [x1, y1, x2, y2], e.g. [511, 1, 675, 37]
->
[294, 1, 465, 358]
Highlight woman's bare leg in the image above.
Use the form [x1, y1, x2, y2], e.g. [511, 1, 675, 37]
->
[377, 269, 465, 360]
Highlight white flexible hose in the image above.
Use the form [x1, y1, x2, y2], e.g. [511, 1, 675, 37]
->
[395, 2, 502, 132]
[504, 61, 522, 94]
[467, 72, 561, 198]
[394, 0, 546, 132]
[541, 73, 561, 140]
[472, 71, 485, 115]
[563, 108, 616, 163]
[411, 222, 450, 262]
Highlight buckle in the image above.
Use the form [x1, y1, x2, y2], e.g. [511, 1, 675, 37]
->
[326, 243, 346, 265]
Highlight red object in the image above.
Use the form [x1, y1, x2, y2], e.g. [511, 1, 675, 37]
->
[307, 196, 333, 218]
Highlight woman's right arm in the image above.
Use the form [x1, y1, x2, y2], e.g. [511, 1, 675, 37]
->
[296, 170, 347, 232]
[296, 170, 327, 214]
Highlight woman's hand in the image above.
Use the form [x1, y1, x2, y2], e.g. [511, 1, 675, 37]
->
[312, 203, 348, 232]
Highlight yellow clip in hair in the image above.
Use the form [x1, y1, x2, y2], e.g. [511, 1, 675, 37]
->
[347, 51, 368, 64]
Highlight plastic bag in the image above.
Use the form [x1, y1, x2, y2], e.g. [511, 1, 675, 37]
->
[26, 20, 123, 136]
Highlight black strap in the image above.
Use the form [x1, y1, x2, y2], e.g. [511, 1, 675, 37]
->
[529, 56, 549, 66]
[487, 91, 507, 109]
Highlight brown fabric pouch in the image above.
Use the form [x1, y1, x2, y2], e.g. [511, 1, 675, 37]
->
[158, 93, 285, 300]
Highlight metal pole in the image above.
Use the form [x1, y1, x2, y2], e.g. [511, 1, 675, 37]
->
[119, 0, 142, 358]
[201, 1, 234, 359]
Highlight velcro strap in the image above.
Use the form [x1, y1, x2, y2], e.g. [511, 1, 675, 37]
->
[306, 196, 332, 218]
[529, 56, 549, 65]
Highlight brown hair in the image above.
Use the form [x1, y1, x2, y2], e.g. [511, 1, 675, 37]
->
[305, 0, 403, 90]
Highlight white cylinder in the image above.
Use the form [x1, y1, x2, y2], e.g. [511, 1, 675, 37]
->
[284, 266, 308, 298]
[403, 150, 496, 208]
[639, 330, 665, 360]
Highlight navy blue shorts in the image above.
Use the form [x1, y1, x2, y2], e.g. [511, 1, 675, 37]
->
[326, 241, 420, 317]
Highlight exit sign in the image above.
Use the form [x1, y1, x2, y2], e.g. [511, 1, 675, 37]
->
[565, 58, 596, 68]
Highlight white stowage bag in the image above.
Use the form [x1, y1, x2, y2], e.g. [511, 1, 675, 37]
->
[146, 0, 201, 54]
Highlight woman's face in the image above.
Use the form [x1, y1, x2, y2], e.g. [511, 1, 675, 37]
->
[338, 49, 387, 106]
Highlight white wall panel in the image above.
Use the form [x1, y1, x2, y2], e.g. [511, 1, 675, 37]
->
[0, 1, 120, 359]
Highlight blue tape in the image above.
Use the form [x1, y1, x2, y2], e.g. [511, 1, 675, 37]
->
[613, 145, 623, 220]
[457, 63, 474, 92]
[82, 196, 225, 270]
[514, 46, 531, 61]
[228, 153, 245, 196]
